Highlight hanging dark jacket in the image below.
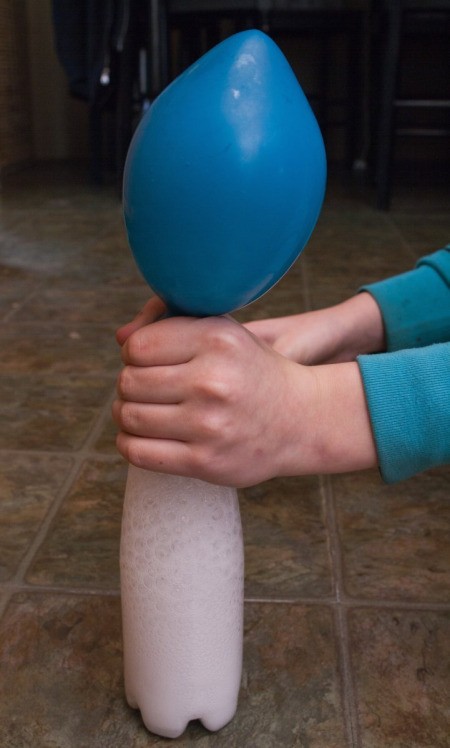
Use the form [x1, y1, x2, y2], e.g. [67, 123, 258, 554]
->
[52, 0, 130, 102]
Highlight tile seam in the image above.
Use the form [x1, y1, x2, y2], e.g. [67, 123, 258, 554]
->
[0, 448, 122, 461]
[9, 458, 85, 587]
[322, 474, 362, 748]
[19, 388, 122, 575]
[2, 584, 450, 612]
[78, 385, 118, 452]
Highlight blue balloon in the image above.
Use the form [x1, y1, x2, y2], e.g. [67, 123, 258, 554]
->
[123, 30, 326, 316]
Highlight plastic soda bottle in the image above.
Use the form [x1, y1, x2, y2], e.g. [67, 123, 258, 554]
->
[120, 466, 244, 738]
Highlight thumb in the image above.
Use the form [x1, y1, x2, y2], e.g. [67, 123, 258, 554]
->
[116, 295, 167, 346]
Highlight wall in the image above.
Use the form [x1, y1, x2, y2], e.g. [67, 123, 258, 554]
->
[0, 0, 33, 171]
[25, 0, 88, 161]
[0, 0, 88, 171]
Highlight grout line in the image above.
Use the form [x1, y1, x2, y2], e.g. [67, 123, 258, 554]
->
[1, 581, 449, 612]
[7, 392, 121, 587]
[244, 596, 336, 605]
[0, 384, 120, 464]
[9, 459, 84, 587]
[0, 463, 84, 620]
[79, 385, 118, 452]
[321, 475, 346, 603]
[2, 320, 123, 331]
[244, 597, 450, 611]
[0, 388, 124, 621]
[0, 447, 121, 461]
[320, 475, 341, 603]
[321, 474, 361, 748]
[335, 604, 360, 748]
[339, 597, 450, 612]
[1, 582, 121, 598]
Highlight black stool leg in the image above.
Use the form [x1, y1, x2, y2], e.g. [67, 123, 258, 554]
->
[115, 26, 135, 189]
[346, 12, 363, 169]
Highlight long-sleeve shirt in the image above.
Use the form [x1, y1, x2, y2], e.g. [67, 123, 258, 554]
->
[357, 246, 450, 483]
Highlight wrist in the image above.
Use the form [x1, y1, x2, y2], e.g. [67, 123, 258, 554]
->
[332, 293, 386, 360]
[276, 361, 378, 477]
[312, 361, 378, 473]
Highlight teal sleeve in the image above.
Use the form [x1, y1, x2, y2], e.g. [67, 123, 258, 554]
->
[357, 343, 450, 483]
[360, 247, 450, 351]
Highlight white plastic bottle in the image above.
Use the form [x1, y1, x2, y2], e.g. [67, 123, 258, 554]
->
[120, 465, 245, 739]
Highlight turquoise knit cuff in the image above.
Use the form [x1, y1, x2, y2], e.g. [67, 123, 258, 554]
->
[357, 343, 450, 483]
[360, 248, 450, 352]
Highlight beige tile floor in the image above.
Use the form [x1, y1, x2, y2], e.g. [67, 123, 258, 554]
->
[0, 162, 449, 747]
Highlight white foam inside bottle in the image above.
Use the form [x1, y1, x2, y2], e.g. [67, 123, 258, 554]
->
[120, 465, 244, 738]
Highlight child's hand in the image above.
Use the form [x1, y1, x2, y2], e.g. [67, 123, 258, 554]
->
[244, 292, 385, 364]
[113, 315, 377, 487]
[114, 315, 311, 486]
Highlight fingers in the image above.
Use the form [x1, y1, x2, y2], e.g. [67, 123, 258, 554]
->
[122, 316, 196, 366]
[121, 315, 228, 366]
[117, 364, 186, 403]
[116, 295, 167, 346]
[113, 400, 189, 440]
[116, 431, 195, 477]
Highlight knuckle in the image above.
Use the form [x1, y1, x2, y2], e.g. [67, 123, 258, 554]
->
[189, 444, 229, 485]
[188, 443, 215, 480]
[203, 319, 241, 354]
[124, 330, 143, 363]
[117, 433, 146, 468]
[117, 367, 131, 398]
[125, 440, 146, 468]
[196, 409, 224, 440]
[196, 372, 233, 402]
[188, 444, 207, 474]
[119, 402, 139, 433]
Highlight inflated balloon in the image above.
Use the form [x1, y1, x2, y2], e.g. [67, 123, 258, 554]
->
[123, 29, 326, 316]
[120, 30, 326, 739]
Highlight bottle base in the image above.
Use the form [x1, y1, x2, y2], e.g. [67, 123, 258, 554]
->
[127, 695, 238, 738]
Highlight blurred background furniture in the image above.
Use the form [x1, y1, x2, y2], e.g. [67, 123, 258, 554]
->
[262, 1, 367, 168]
[53, 1, 368, 184]
[165, 1, 368, 169]
[51, 0, 450, 206]
[52, 0, 139, 184]
[374, 0, 450, 209]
